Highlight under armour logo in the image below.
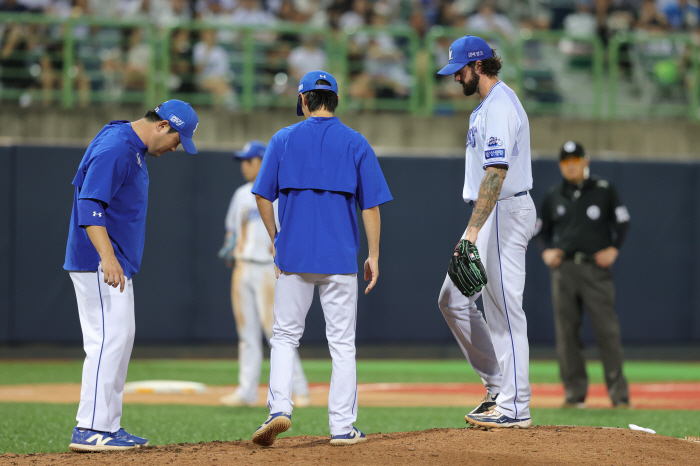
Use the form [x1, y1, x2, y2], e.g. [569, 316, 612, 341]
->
[320, 74, 326, 78]
[93, 211, 103, 217]
[449, 49, 453, 61]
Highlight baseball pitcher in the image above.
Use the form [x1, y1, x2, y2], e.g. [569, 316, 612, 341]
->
[436, 36, 536, 429]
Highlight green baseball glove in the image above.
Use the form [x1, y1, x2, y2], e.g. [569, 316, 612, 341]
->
[447, 239, 488, 297]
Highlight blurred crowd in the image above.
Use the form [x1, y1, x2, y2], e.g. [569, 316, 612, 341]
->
[1, 0, 699, 108]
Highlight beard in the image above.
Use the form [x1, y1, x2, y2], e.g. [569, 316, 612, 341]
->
[461, 72, 480, 96]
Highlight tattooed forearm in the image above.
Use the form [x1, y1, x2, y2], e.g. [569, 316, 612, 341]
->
[468, 166, 507, 231]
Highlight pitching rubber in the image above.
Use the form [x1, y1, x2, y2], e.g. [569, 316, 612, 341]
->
[251, 416, 292, 446]
[69, 443, 138, 452]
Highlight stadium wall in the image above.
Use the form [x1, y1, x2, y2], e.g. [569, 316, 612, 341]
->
[2, 106, 700, 160]
[0, 147, 698, 346]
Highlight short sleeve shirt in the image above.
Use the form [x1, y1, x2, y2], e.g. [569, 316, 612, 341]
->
[463, 81, 533, 202]
[63, 121, 149, 278]
[252, 116, 392, 274]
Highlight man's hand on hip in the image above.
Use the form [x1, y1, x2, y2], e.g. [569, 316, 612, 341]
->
[594, 247, 618, 268]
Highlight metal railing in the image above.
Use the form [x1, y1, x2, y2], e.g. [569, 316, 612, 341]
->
[1, 13, 698, 120]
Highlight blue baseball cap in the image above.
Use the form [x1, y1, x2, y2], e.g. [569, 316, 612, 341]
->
[297, 70, 338, 116]
[155, 100, 199, 154]
[234, 140, 266, 160]
[437, 35, 493, 76]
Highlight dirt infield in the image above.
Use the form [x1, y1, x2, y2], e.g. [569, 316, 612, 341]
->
[2, 427, 699, 465]
[1, 382, 699, 409]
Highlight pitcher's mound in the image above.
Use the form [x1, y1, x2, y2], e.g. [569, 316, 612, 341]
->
[2, 426, 699, 465]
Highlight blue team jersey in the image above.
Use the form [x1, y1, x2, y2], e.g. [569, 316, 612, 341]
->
[63, 121, 149, 278]
[252, 116, 392, 274]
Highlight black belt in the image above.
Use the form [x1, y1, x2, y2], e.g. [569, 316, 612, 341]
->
[565, 252, 595, 264]
[469, 191, 527, 207]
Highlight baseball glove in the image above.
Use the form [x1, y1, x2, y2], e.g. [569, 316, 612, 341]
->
[217, 234, 236, 263]
[448, 239, 488, 297]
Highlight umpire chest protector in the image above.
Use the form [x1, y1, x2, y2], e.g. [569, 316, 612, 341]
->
[278, 117, 360, 196]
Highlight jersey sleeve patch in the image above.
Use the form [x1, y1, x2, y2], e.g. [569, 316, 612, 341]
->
[487, 136, 503, 148]
[485, 149, 506, 159]
[615, 205, 630, 223]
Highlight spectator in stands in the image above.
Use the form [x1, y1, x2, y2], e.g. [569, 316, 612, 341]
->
[0, 0, 30, 12]
[287, 34, 328, 80]
[563, 0, 598, 38]
[168, 27, 196, 94]
[123, 27, 152, 91]
[231, 0, 277, 25]
[196, 0, 234, 19]
[294, 0, 332, 26]
[659, 0, 700, 30]
[601, 0, 641, 35]
[0, 1, 36, 98]
[466, 0, 516, 40]
[636, 0, 669, 29]
[339, 0, 369, 31]
[193, 28, 236, 107]
[348, 10, 410, 101]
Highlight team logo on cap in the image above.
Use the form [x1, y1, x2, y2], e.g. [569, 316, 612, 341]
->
[169, 115, 185, 127]
[449, 48, 453, 61]
[299, 83, 304, 91]
[468, 51, 484, 58]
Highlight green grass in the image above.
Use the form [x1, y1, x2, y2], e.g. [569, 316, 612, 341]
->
[1, 359, 699, 454]
[1, 359, 699, 386]
[1, 403, 699, 454]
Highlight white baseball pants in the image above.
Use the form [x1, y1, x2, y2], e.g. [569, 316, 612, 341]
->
[231, 261, 309, 403]
[267, 272, 358, 436]
[439, 193, 536, 420]
[70, 265, 135, 433]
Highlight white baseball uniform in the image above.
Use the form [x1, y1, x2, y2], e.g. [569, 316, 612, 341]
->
[224, 181, 309, 404]
[438, 80, 536, 420]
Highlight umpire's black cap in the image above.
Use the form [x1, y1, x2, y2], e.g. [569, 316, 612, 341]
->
[559, 141, 585, 161]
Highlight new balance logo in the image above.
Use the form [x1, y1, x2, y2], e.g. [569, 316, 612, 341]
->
[93, 212, 103, 217]
[86, 434, 113, 446]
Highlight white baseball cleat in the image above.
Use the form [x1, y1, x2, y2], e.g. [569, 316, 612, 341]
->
[220, 392, 256, 407]
[252, 412, 292, 447]
[470, 392, 498, 415]
[465, 408, 532, 429]
[330, 427, 367, 446]
[293, 394, 312, 408]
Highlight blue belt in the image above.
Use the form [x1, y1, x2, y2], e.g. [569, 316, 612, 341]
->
[469, 191, 527, 207]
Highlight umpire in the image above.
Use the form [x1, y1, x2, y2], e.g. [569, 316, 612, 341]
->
[536, 141, 631, 408]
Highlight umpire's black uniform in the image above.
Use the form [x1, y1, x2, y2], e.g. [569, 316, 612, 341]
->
[536, 142, 630, 407]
